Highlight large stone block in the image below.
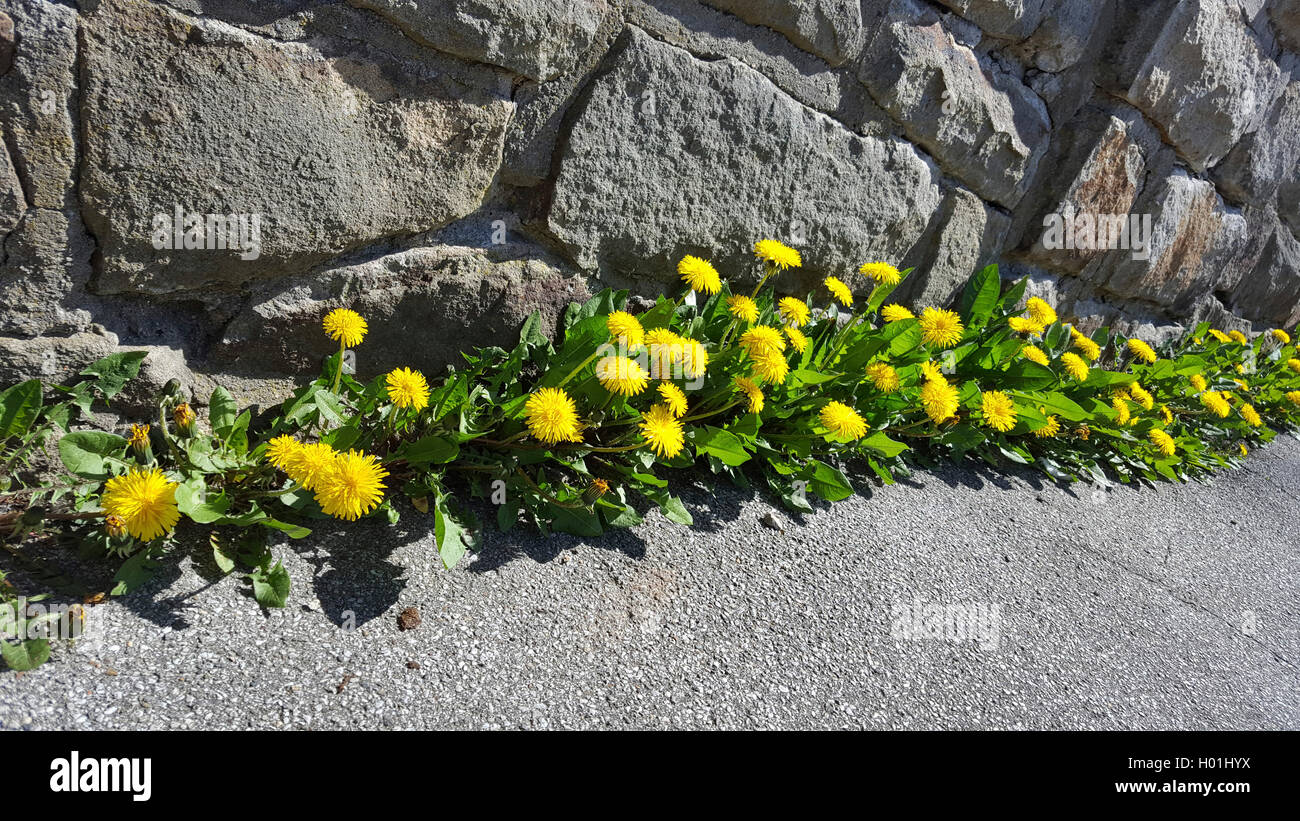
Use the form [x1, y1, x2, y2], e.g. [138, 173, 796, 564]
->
[1213, 78, 1300, 206]
[547, 27, 941, 290]
[1229, 219, 1300, 328]
[858, 0, 1051, 209]
[701, 0, 866, 65]
[79, 0, 514, 295]
[898, 185, 1011, 308]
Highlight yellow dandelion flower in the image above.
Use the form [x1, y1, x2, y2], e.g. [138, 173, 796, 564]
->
[1128, 382, 1154, 410]
[606, 311, 645, 350]
[1061, 352, 1089, 382]
[784, 326, 809, 353]
[1286, 390, 1300, 406]
[314, 450, 388, 522]
[1026, 297, 1057, 326]
[1149, 428, 1176, 457]
[881, 304, 914, 322]
[101, 468, 180, 542]
[657, 382, 688, 418]
[525, 387, 583, 445]
[980, 390, 1018, 432]
[1190, 373, 1208, 392]
[681, 339, 709, 380]
[1076, 425, 1091, 441]
[865, 362, 900, 393]
[1071, 332, 1101, 361]
[1233, 378, 1249, 391]
[777, 296, 810, 328]
[386, 367, 430, 411]
[1160, 404, 1173, 425]
[1286, 358, 1300, 374]
[920, 378, 960, 424]
[645, 328, 683, 377]
[1239, 442, 1249, 457]
[750, 347, 790, 385]
[1008, 316, 1045, 335]
[265, 434, 301, 470]
[1112, 396, 1131, 425]
[1021, 345, 1049, 366]
[1208, 329, 1231, 343]
[1200, 390, 1231, 418]
[173, 402, 196, 434]
[127, 423, 150, 451]
[596, 355, 650, 397]
[1228, 330, 1248, 345]
[639, 404, 684, 458]
[1126, 338, 1157, 363]
[820, 401, 868, 441]
[285, 442, 338, 491]
[1272, 328, 1291, 345]
[726, 295, 759, 324]
[734, 376, 764, 413]
[1239, 403, 1262, 427]
[322, 308, 367, 348]
[678, 255, 721, 294]
[739, 325, 786, 356]
[918, 307, 964, 348]
[824, 276, 854, 307]
[754, 238, 801, 269]
[920, 360, 944, 382]
[1033, 415, 1061, 438]
[858, 262, 901, 286]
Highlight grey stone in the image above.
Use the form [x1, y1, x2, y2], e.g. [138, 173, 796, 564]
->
[79, 0, 514, 295]
[858, 0, 1051, 209]
[0, 208, 94, 337]
[1012, 0, 1107, 73]
[0, 139, 22, 239]
[701, 0, 866, 65]
[898, 185, 1011, 308]
[349, 0, 611, 81]
[547, 27, 941, 291]
[1213, 79, 1300, 205]
[1268, 0, 1300, 52]
[1123, 0, 1284, 172]
[0, 10, 13, 74]
[930, 0, 1050, 42]
[1229, 219, 1300, 328]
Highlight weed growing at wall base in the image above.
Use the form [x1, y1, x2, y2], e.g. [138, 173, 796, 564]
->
[1, 243, 1298, 670]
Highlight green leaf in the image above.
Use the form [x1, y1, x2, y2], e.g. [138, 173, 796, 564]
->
[111, 547, 163, 596]
[260, 518, 312, 539]
[80, 351, 148, 399]
[806, 460, 853, 502]
[862, 431, 908, 458]
[788, 369, 836, 387]
[0, 380, 42, 440]
[434, 493, 470, 569]
[549, 504, 604, 537]
[694, 426, 750, 467]
[209, 386, 238, 436]
[402, 435, 460, 465]
[0, 637, 50, 671]
[959, 264, 1001, 327]
[250, 560, 291, 608]
[212, 538, 237, 574]
[57, 431, 127, 480]
[964, 361, 1057, 391]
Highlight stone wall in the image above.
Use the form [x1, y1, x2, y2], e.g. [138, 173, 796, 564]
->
[1, 0, 1297, 404]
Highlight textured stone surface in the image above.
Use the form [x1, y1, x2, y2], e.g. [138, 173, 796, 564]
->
[1230, 219, 1300, 328]
[1214, 78, 1300, 205]
[701, 0, 866, 64]
[79, 0, 514, 294]
[547, 27, 940, 290]
[899, 185, 1011, 308]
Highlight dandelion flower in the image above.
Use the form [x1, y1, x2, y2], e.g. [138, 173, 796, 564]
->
[750, 347, 789, 385]
[1061, 352, 1089, 382]
[265, 434, 301, 470]
[881, 304, 914, 322]
[596, 356, 650, 397]
[726, 295, 759, 324]
[1076, 425, 1091, 441]
[734, 376, 764, 413]
[784, 326, 809, 353]
[386, 367, 430, 411]
[657, 382, 688, 418]
[1112, 396, 1131, 425]
[754, 238, 801, 269]
[1160, 404, 1173, 425]
[920, 377, 960, 424]
[1240, 403, 1262, 427]
[980, 390, 1018, 432]
[645, 328, 683, 377]
[1128, 382, 1154, 410]
[1239, 442, 1249, 457]
[866, 362, 900, 393]
[824, 276, 854, 307]
[525, 387, 583, 445]
[173, 402, 196, 434]
[1149, 428, 1176, 457]
[1200, 390, 1230, 418]
[1208, 329, 1231, 344]
[1190, 373, 1208, 392]
[1026, 297, 1057, 326]
[820, 401, 868, 441]
[1071, 331, 1101, 361]
[681, 339, 709, 379]
[314, 450, 388, 522]
[1126, 338, 1157, 364]
[1008, 316, 1045, 335]
[920, 360, 944, 382]
[606, 311, 645, 350]
[639, 404, 685, 458]
[323, 308, 367, 348]
[285, 442, 338, 491]
[1286, 390, 1300, 406]
[1287, 358, 1300, 374]
[678, 255, 721, 294]
[1228, 330, 1248, 345]
[858, 262, 901, 286]
[1021, 345, 1049, 366]
[1272, 329, 1291, 345]
[918, 307, 964, 348]
[739, 325, 786, 356]
[1034, 415, 1060, 439]
[101, 468, 179, 542]
[777, 296, 810, 328]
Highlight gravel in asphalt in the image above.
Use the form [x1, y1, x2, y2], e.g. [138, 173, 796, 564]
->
[2, 436, 1297, 730]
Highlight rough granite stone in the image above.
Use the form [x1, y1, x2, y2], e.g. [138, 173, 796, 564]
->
[701, 0, 867, 65]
